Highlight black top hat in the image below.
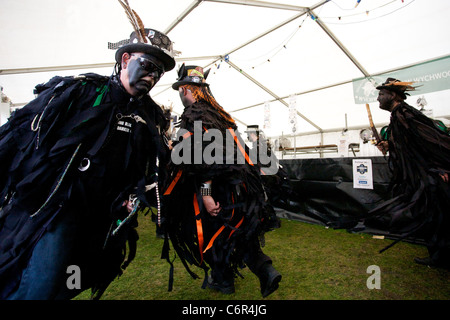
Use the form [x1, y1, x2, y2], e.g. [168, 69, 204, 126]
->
[172, 64, 210, 90]
[109, 28, 176, 72]
[376, 77, 416, 99]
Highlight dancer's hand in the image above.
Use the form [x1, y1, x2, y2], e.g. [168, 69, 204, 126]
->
[122, 200, 134, 213]
[203, 196, 221, 217]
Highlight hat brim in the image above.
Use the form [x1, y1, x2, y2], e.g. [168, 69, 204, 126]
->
[116, 43, 175, 71]
[376, 84, 391, 90]
[172, 81, 209, 90]
[376, 85, 409, 99]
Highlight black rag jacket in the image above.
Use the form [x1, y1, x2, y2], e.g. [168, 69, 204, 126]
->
[369, 101, 450, 263]
[161, 100, 280, 288]
[0, 73, 170, 299]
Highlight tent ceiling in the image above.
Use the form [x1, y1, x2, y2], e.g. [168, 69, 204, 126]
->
[1, 0, 450, 137]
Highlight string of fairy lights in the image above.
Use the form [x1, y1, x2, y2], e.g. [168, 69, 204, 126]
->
[213, 0, 415, 71]
[322, 0, 416, 24]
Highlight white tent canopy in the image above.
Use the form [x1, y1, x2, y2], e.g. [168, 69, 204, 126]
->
[1, 0, 450, 144]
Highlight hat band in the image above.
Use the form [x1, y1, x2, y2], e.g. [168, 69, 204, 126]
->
[108, 39, 130, 50]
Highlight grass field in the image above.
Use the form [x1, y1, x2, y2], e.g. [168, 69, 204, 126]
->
[74, 216, 450, 300]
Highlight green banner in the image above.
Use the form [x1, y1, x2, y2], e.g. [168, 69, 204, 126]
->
[352, 55, 450, 104]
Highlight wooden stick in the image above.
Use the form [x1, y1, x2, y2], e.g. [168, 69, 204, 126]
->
[366, 103, 381, 143]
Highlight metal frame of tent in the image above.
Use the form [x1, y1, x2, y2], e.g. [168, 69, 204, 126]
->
[1, 0, 448, 152]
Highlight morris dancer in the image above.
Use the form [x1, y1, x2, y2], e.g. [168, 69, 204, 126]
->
[163, 64, 281, 297]
[371, 78, 450, 269]
[0, 1, 175, 299]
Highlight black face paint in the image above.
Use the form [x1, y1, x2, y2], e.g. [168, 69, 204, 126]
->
[127, 54, 165, 96]
[377, 89, 394, 111]
[179, 88, 191, 107]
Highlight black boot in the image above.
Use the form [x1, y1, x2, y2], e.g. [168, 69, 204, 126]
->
[258, 263, 281, 298]
[414, 256, 432, 266]
[414, 256, 450, 270]
[207, 275, 235, 294]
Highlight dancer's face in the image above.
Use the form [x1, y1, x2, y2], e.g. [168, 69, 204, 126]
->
[377, 89, 395, 112]
[122, 52, 164, 96]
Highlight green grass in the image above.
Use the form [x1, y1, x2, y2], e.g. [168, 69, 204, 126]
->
[74, 217, 450, 300]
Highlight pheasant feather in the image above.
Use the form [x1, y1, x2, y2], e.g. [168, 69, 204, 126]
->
[132, 9, 147, 43]
[118, 0, 144, 42]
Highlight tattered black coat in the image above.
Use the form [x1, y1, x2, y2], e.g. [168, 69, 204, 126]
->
[370, 102, 450, 266]
[162, 100, 279, 287]
[0, 74, 169, 298]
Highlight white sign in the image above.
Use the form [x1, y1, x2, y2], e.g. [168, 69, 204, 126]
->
[353, 159, 373, 189]
[338, 134, 348, 157]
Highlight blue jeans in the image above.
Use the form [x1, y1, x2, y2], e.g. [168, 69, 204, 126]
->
[6, 209, 80, 300]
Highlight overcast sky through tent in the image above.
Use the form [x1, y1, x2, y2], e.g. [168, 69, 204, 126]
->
[1, 0, 450, 138]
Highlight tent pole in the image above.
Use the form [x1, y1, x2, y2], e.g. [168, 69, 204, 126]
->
[230, 79, 353, 113]
[309, 9, 370, 78]
[203, 0, 308, 12]
[226, 59, 323, 133]
[229, 53, 450, 113]
[320, 132, 324, 158]
[164, 0, 204, 34]
[0, 56, 222, 76]
[201, 1, 330, 68]
[226, 0, 329, 57]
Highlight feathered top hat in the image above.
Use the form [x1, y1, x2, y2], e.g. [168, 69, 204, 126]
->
[376, 77, 417, 99]
[172, 64, 210, 90]
[108, 0, 176, 72]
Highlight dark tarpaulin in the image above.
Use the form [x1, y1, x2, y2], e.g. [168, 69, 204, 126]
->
[274, 157, 426, 244]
